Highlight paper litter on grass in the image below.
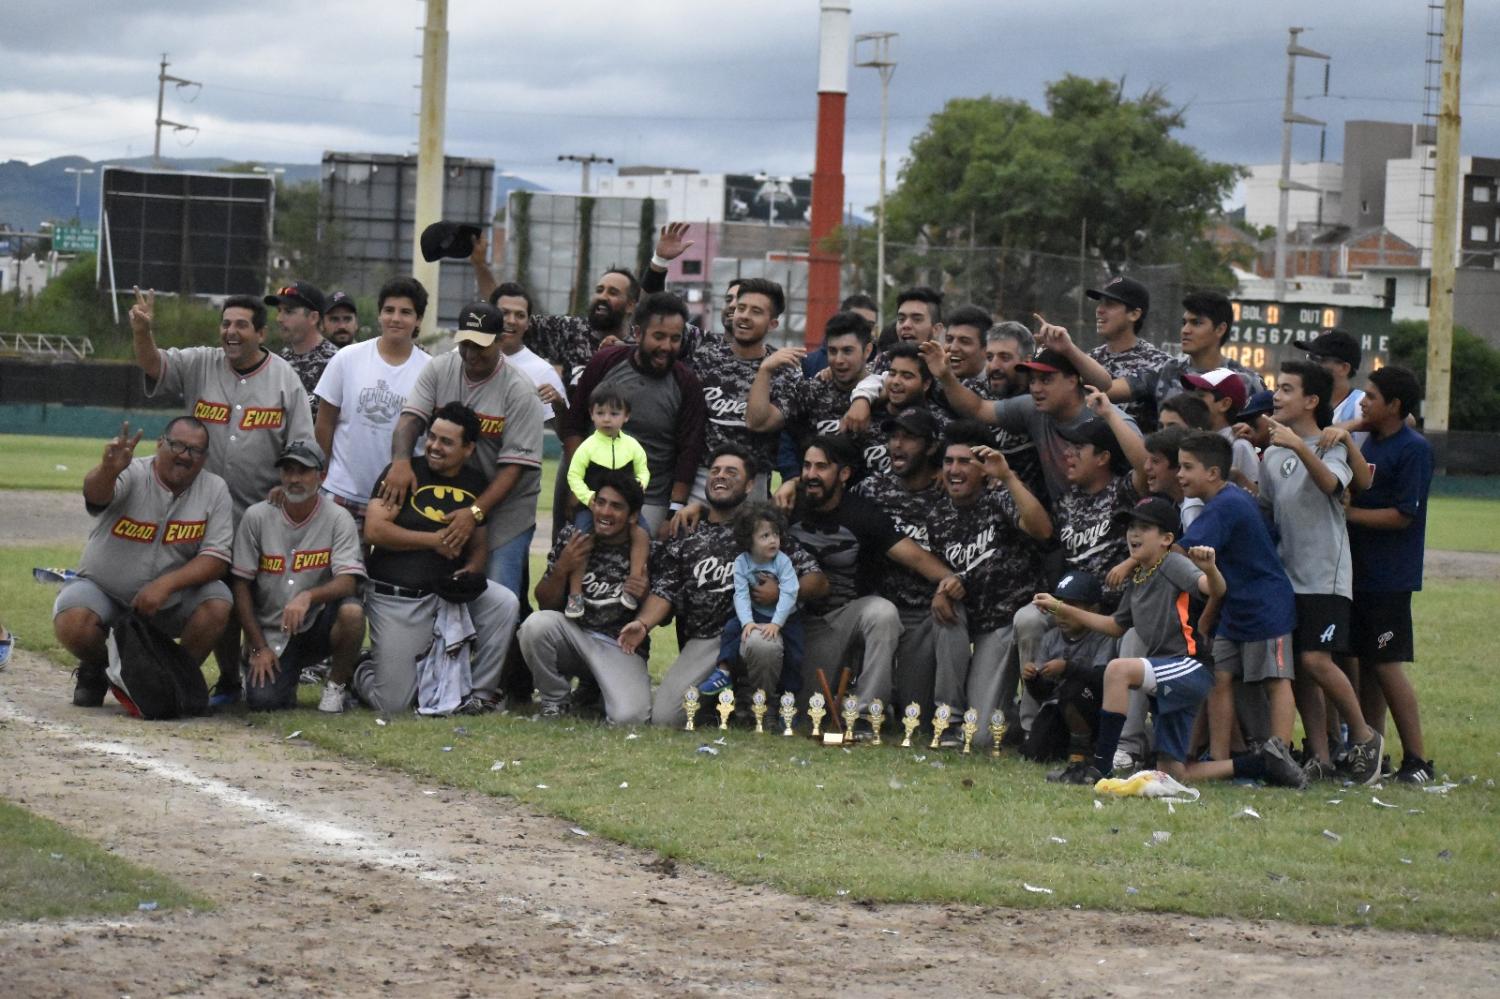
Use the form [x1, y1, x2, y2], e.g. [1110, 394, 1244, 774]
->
[490, 761, 506, 771]
[1048, 835, 1068, 844]
[1236, 807, 1262, 820]
[1371, 796, 1398, 808]
[1023, 883, 1054, 894]
[696, 746, 719, 756]
[285, 730, 302, 740]
[568, 827, 589, 838]
[1322, 829, 1342, 842]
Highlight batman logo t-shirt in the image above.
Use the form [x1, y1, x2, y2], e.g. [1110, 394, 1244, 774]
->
[365, 457, 488, 590]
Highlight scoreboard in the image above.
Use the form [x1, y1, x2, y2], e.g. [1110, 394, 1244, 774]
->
[1224, 300, 1393, 388]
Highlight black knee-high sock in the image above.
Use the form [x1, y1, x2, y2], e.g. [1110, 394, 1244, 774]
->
[1093, 710, 1127, 775]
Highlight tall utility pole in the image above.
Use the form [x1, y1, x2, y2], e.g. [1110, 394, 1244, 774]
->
[855, 31, 897, 330]
[412, 0, 449, 338]
[153, 54, 200, 166]
[558, 154, 614, 193]
[806, 0, 851, 348]
[1273, 28, 1329, 300]
[1426, 0, 1464, 442]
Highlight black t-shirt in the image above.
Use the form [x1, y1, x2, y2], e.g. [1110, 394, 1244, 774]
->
[790, 492, 903, 614]
[365, 457, 488, 590]
[850, 474, 942, 612]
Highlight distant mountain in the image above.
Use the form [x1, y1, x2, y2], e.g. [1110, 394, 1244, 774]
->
[0, 155, 546, 232]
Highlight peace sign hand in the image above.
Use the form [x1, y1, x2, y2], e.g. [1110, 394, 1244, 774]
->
[129, 287, 155, 337]
[102, 420, 145, 474]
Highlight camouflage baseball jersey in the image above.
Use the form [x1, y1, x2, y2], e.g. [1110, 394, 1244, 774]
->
[281, 338, 340, 418]
[544, 524, 636, 640]
[1141, 353, 1264, 415]
[403, 350, 545, 549]
[145, 347, 314, 515]
[78, 455, 234, 605]
[1054, 473, 1138, 604]
[850, 473, 944, 611]
[926, 488, 1044, 633]
[231, 496, 365, 655]
[1090, 339, 1170, 428]
[689, 333, 799, 477]
[649, 521, 820, 641]
[859, 402, 947, 480]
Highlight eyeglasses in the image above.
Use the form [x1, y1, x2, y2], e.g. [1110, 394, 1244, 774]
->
[161, 438, 208, 460]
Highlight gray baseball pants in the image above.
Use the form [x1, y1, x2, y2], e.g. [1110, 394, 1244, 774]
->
[650, 634, 784, 727]
[519, 610, 651, 724]
[801, 595, 900, 712]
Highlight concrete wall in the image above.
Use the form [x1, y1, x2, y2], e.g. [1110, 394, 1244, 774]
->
[1342, 121, 1420, 230]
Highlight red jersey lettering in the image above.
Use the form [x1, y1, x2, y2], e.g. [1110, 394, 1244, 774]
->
[476, 413, 506, 438]
[292, 549, 331, 572]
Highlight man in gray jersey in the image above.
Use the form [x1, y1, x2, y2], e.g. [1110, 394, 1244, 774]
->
[231, 441, 366, 713]
[130, 289, 314, 708]
[382, 303, 545, 602]
[53, 418, 234, 707]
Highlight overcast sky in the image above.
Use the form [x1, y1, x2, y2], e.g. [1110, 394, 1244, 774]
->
[3, 0, 1497, 212]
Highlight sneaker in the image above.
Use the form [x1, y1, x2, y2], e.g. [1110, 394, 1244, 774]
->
[1393, 756, 1436, 785]
[299, 660, 330, 686]
[455, 693, 498, 716]
[1112, 749, 1139, 774]
[72, 666, 108, 707]
[697, 667, 732, 696]
[564, 593, 585, 619]
[1062, 763, 1105, 786]
[1344, 729, 1385, 786]
[1260, 736, 1309, 789]
[1303, 757, 1340, 782]
[208, 681, 243, 710]
[538, 699, 573, 719]
[0, 629, 14, 670]
[1046, 759, 1089, 783]
[318, 681, 350, 714]
[620, 591, 639, 611]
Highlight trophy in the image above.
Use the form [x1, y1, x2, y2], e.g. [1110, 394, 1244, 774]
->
[840, 695, 860, 744]
[989, 708, 1007, 758]
[900, 702, 921, 748]
[961, 707, 979, 755]
[867, 699, 885, 746]
[807, 693, 827, 737]
[779, 692, 797, 736]
[682, 687, 700, 732]
[751, 689, 768, 734]
[929, 703, 953, 750]
[716, 688, 735, 730]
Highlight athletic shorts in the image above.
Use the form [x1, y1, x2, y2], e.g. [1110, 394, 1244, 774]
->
[1212, 634, 1293, 682]
[1140, 655, 1214, 763]
[1292, 594, 1352, 656]
[1350, 590, 1415, 664]
[53, 577, 232, 637]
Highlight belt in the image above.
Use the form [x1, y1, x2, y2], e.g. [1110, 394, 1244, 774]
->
[370, 581, 429, 599]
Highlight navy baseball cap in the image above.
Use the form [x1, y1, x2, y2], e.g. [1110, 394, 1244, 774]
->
[325, 290, 357, 315]
[265, 280, 326, 315]
[1235, 389, 1275, 424]
[1051, 571, 1103, 605]
[1085, 275, 1150, 314]
[277, 439, 326, 471]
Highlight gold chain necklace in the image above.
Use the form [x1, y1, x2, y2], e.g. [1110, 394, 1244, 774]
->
[1132, 554, 1167, 585]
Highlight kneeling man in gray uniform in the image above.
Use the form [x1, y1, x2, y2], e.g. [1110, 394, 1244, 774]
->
[54, 418, 235, 707]
[358, 402, 520, 714]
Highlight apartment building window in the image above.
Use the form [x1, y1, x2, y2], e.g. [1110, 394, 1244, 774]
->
[1473, 185, 1493, 203]
[1471, 224, 1489, 242]
[681, 260, 702, 276]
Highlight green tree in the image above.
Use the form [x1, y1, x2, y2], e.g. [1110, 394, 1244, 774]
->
[864, 76, 1244, 319]
[1388, 320, 1500, 432]
[271, 180, 347, 289]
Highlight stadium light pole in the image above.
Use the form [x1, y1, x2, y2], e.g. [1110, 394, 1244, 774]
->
[412, 0, 449, 338]
[855, 31, 897, 330]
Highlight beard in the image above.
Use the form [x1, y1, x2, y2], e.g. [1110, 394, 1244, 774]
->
[588, 299, 626, 334]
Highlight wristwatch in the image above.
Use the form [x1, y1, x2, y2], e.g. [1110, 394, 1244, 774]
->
[469, 504, 486, 524]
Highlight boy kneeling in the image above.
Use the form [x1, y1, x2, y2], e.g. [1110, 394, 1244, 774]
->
[1034, 496, 1304, 787]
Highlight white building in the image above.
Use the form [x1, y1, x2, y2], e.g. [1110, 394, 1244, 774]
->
[1243, 162, 1343, 232]
[0, 253, 65, 298]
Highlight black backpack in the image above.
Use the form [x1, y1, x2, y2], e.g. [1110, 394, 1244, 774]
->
[105, 612, 210, 720]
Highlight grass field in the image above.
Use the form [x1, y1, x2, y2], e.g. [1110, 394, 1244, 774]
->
[0, 798, 205, 922]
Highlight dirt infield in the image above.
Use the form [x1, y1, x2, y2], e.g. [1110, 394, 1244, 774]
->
[2, 651, 1498, 997]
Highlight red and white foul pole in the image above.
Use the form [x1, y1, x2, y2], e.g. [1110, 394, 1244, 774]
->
[806, 0, 851, 348]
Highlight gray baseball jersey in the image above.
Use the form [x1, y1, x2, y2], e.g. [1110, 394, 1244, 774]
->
[231, 497, 366, 654]
[78, 455, 234, 605]
[145, 347, 315, 514]
[1259, 436, 1354, 598]
[403, 350, 545, 549]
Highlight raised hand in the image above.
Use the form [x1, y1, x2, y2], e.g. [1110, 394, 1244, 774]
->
[1032, 313, 1073, 353]
[1264, 417, 1302, 451]
[1186, 545, 1217, 569]
[102, 421, 145, 474]
[654, 222, 695, 262]
[1083, 385, 1112, 416]
[917, 339, 949, 379]
[469, 231, 489, 266]
[969, 443, 1011, 481]
[765, 345, 806, 372]
[129, 287, 155, 336]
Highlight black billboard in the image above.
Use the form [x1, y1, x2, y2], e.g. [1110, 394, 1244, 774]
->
[723, 174, 812, 225]
[97, 167, 274, 297]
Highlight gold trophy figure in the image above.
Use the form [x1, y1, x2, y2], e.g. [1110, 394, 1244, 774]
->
[900, 702, 921, 748]
[751, 689, 768, 734]
[867, 699, 886, 746]
[929, 703, 953, 750]
[807, 693, 827, 737]
[779, 692, 798, 736]
[989, 708, 1007, 757]
[961, 707, 979, 755]
[682, 687, 700, 732]
[716, 688, 735, 730]
[840, 695, 860, 744]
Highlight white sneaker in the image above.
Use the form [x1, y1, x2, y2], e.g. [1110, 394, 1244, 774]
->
[1112, 749, 1138, 773]
[318, 681, 350, 714]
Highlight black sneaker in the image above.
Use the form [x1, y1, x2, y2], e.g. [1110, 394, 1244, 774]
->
[1260, 736, 1309, 789]
[1344, 729, 1385, 786]
[538, 700, 573, 719]
[1061, 763, 1105, 786]
[1393, 756, 1436, 785]
[1046, 759, 1089, 783]
[72, 666, 108, 707]
[1302, 757, 1340, 782]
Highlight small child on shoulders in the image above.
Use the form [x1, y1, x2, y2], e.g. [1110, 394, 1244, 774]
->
[565, 386, 651, 616]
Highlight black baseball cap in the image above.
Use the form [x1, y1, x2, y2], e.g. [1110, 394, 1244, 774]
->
[453, 302, 504, 347]
[1292, 329, 1361, 370]
[1015, 347, 1079, 378]
[264, 280, 326, 315]
[325, 290, 357, 315]
[1055, 417, 1127, 471]
[277, 439, 326, 471]
[420, 220, 483, 263]
[880, 407, 940, 440]
[1085, 275, 1150, 314]
[1117, 494, 1181, 537]
[1051, 570, 1103, 605]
